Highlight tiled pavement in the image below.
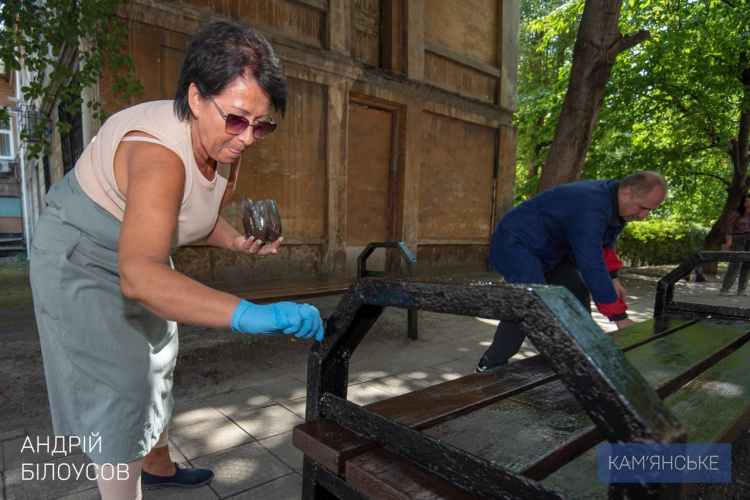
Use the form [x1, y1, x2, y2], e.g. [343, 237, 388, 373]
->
[1, 272, 743, 499]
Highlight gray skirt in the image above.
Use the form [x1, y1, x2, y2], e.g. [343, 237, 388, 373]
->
[29, 172, 178, 464]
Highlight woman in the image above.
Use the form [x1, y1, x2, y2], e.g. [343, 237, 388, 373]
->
[720, 194, 750, 296]
[29, 21, 323, 499]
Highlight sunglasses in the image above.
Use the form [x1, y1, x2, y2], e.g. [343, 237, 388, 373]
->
[207, 95, 277, 139]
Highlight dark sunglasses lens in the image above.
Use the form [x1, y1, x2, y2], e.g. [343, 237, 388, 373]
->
[225, 114, 250, 135]
[253, 122, 277, 139]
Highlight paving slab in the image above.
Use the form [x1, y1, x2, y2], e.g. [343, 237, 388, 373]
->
[258, 431, 303, 471]
[248, 377, 308, 403]
[279, 397, 306, 419]
[230, 406, 304, 441]
[169, 418, 253, 460]
[143, 482, 218, 500]
[170, 399, 226, 430]
[191, 442, 291, 498]
[431, 359, 480, 376]
[399, 366, 463, 386]
[201, 388, 275, 417]
[345, 382, 394, 406]
[224, 472, 302, 500]
[363, 374, 431, 396]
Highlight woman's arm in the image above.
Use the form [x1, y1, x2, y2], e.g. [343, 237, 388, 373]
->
[117, 140, 241, 328]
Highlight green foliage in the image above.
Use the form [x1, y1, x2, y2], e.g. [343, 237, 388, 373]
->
[616, 220, 708, 267]
[0, 0, 143, 159]
[516, 0, 750, 230]
[242, 337, 260, 347]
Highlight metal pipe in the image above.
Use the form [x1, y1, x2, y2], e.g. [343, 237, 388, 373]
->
[14, 69, 31, 260]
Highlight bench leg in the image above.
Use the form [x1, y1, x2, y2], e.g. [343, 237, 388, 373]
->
[302, 456, 369, 500]
[408, 309, 418, 340]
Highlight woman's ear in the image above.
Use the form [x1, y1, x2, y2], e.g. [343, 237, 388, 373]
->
[187, 83, 203, 119]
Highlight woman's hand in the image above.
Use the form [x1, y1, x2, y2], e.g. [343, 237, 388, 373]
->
[231, 235, 284, 256]
[232, 299, 324, 341]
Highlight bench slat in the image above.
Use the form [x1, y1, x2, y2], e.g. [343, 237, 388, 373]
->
[420, 317, 750, 476]
[293, 419, 376, 474]
[346, 448, 483, 500]
[365, 313, 698, 430]
[542, 338, 750, 499]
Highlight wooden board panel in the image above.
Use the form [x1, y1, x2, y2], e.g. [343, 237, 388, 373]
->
[231, 77, 328, 243]
[424, 0, 498, 66]
[421, 318, 750, 473]
[366, 355, 553, 429]
[611, 313, 705, 351]
[346, 103, 393, 246]
[346, 447, 483, 500]
[179, 0, 326, 48]
[418, 112, 495, 243]
[543, 338, 750, 499]
[100, 20, 191, 112]
[352, 0, 381, 66]
[366, 314, 699, 429]
[424, 51, 498, 103]
[159, 46, 186, 100]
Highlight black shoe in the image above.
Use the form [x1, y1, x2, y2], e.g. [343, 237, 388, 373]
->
[141, 462, 214, 490]
[476, 359, 489, 373]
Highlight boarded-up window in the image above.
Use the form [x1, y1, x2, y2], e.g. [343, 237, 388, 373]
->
[418, 112, 496, 243]
[345, 102, 394, 275]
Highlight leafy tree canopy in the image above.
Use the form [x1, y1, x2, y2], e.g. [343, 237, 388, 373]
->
[516, 0, 750, 231]
[0, 0, 142, 158]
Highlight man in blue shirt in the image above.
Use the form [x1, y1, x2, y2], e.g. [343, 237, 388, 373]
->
[477, 171, 667, 371]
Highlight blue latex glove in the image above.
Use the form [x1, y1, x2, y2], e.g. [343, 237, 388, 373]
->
[231, 299, 324, 341]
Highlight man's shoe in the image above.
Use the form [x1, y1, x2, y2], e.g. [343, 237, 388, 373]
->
[141, 462, 214, 490]
[476, 359, 489, 373]
[738, 290, 748, 297]
[719, 289, 732, 296]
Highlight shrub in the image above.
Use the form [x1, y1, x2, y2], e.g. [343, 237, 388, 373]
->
[616, 220, 708, 267]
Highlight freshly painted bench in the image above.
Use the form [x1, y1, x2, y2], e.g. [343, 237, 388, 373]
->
[293, 251, 750, 499]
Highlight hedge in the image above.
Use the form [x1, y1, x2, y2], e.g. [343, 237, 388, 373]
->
[615, 220, 708, 267]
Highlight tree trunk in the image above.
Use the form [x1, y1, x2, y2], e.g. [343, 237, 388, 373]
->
[536, 0, 649, 193]
[702, 50, 750, 274]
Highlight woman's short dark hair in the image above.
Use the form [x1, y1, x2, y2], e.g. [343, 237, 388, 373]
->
[739, 195, 749, 216]
[174, 21, 287, 121]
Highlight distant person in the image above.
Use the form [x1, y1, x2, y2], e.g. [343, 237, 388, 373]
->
[477, 171, 667, 372]
[29, 21, 324, 499]
[719, 194, 750, 296]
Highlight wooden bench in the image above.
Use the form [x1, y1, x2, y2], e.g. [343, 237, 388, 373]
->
[212, 278, 353, 304]
[293, 251, 750, 499]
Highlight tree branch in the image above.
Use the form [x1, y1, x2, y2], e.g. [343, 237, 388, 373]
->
[690, 171, 731, 187]
[608, 29, 650, 59]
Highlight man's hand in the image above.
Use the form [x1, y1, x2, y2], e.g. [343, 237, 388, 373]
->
[612, 278, 628, 301]
[615, 318, 636, 330]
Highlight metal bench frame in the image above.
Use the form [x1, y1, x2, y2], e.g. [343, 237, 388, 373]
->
[303, 275, 690, 499]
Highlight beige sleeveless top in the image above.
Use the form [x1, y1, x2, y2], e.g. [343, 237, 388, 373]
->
[75, 100, 231, 247]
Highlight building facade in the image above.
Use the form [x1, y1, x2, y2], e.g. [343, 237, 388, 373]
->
[0, 64, 24, 255]
[29, 0, 519, 286]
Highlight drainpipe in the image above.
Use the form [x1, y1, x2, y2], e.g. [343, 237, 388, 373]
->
[14, 69, 32, 260]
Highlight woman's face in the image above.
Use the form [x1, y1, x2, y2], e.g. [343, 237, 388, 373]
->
[189, 74, 273, 165]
